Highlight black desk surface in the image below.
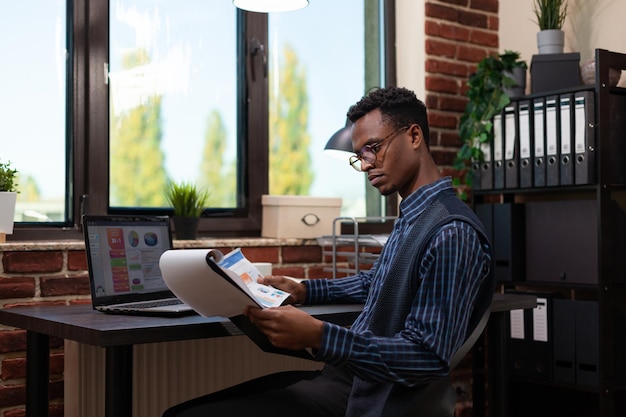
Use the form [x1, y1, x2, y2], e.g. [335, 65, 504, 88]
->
[0, 293, 535, 347]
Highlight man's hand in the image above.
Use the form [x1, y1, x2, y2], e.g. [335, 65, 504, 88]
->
[244, 305, 324, 350]
[258, 275, 306, 305]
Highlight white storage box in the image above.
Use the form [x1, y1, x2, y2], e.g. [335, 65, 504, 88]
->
[262, 195, 342, 238]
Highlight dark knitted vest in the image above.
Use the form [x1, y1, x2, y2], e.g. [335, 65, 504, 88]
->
[345, 187, 493, 417]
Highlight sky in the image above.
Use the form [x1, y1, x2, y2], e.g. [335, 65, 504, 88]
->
[2, 1, 368, 215]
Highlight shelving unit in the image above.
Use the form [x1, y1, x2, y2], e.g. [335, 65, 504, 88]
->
[475, 49, 626, 417]
[317, 216, 396, 278]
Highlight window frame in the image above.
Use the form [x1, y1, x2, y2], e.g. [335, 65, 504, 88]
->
[10, 1, 395, 241]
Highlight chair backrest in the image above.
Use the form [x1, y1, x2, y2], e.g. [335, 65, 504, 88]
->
[401, 266, 495, 417]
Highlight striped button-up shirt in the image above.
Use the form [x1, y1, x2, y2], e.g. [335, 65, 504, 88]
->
[305, 177, 491, 386]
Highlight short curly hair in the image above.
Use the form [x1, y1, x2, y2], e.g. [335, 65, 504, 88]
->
[347, 86, 430, 147]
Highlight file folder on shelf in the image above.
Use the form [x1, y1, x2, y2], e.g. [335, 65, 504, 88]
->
[559, 95, 574, 186]
[518, 101, 533, 188]
[504, 105, 518, 189]
[545, 98, 559, 186]
[552, 299, 576, 384]
[575, 300, 599, 388]
[493, 113, 505, 189]
[506, 293, 553, 382]
[574, 90, 595, 185]
[533, 98, 546, 187]
[479, 139, 493, 190]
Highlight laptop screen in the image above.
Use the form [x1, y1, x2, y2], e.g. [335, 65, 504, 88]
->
[83, 215, 174, 306]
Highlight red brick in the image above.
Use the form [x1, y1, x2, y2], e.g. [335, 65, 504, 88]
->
[439, 23, 471, 42]
[425, 76, 460, 95]
[425, 20, 441, 37]
[2, 252, 63, 273]
[307, 265, 332, 279]
[67, 251, 88, 271]
[441, 131, 463, 147]
[1, 357, 25, 380]
[470, 0, 497, 13]
[0, 384, 25, 408]
[40, 275, 90, 297]
[471, 29, 498, 47]
[239, 247, 279, 263]
[272, 266, 305, 278]
[282, 246, 322, 263]
[425, 39, 457, 59]
[439, 95, 468, 112]
[458, 10, 488, 28]
[488, 14, 499, 31]
[426, 59, 469, 77]
[0, 277, 36, 299]
[425, 3, 459, 22]
[442, 0, 469, 6]
[457, 45, 492, 63]
[431, 149, 458, 166]
[0, 330, 26, 354]
[429, 111, 459, 129]
[50, 353, 64, 375]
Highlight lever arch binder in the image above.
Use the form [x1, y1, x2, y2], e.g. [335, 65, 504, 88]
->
[493, 113, 505, 189]
[552, 298, 576, 384]
[479, 139, 493, 190]
[559, 95, 574, 186]
[545, 98, 559, 186]
[533, 98, 546, 187]
[519, 101, 532, 188]
[504, 105, 518, 188]
[574, 91, 595, 185]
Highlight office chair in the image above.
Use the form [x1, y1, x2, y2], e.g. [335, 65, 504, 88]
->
[401, 267, 495, 417]
[400, 304, 492, 417]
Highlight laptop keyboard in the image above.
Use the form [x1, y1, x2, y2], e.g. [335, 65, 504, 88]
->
[120, 298, 184, 309]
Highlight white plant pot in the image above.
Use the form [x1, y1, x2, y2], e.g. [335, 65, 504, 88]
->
[537, 29, 565, 54]
[0, 192, 17, 234]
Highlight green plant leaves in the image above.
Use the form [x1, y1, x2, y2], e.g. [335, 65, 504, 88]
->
[0, 160, 18, 192]
[165, 181, 209, 218]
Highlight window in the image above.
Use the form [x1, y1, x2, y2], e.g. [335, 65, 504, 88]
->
[7, 1, 394, 240]
[1, 0, 68, 224]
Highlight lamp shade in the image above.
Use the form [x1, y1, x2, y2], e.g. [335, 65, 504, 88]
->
[233, 0, 309, 13]
[324, 119, 353, 160]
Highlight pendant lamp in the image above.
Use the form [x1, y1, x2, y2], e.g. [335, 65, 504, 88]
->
[233, 0, 309, 13]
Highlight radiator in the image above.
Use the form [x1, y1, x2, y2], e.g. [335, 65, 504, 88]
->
[64, 336, 322, 417]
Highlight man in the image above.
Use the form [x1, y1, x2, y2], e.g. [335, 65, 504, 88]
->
[163, 86, 493, 417]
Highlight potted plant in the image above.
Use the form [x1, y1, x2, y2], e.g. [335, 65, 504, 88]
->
[453, 51, 527, 199]
[165, 181, 209, 240]
[533, 0, 568, 54]
[0, 160, 19, 239]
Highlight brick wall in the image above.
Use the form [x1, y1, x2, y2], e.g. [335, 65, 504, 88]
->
[424, 0, 499, 194]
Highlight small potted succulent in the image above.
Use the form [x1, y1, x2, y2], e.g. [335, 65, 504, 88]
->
[0, 160, 19, 238]
[533, 0, 568, 54]
[165, 181, 209, 240]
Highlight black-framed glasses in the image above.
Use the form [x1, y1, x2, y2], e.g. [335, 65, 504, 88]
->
[349, 126, 409, 172]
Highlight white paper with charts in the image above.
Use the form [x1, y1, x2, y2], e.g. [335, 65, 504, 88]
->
[159, 248, 290, 318]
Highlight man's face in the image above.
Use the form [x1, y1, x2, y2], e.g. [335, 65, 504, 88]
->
[350, 109, 419, 198]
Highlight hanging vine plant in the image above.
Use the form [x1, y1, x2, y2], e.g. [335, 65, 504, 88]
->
[453, 50, 527, 199]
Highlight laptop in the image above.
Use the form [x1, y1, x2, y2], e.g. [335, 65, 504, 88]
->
[82, 214, 195, 316]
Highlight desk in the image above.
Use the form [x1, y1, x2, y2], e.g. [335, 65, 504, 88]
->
[0, 293, 535, 417]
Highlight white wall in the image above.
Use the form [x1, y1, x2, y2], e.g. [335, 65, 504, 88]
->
[395, 0, 425, 97]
